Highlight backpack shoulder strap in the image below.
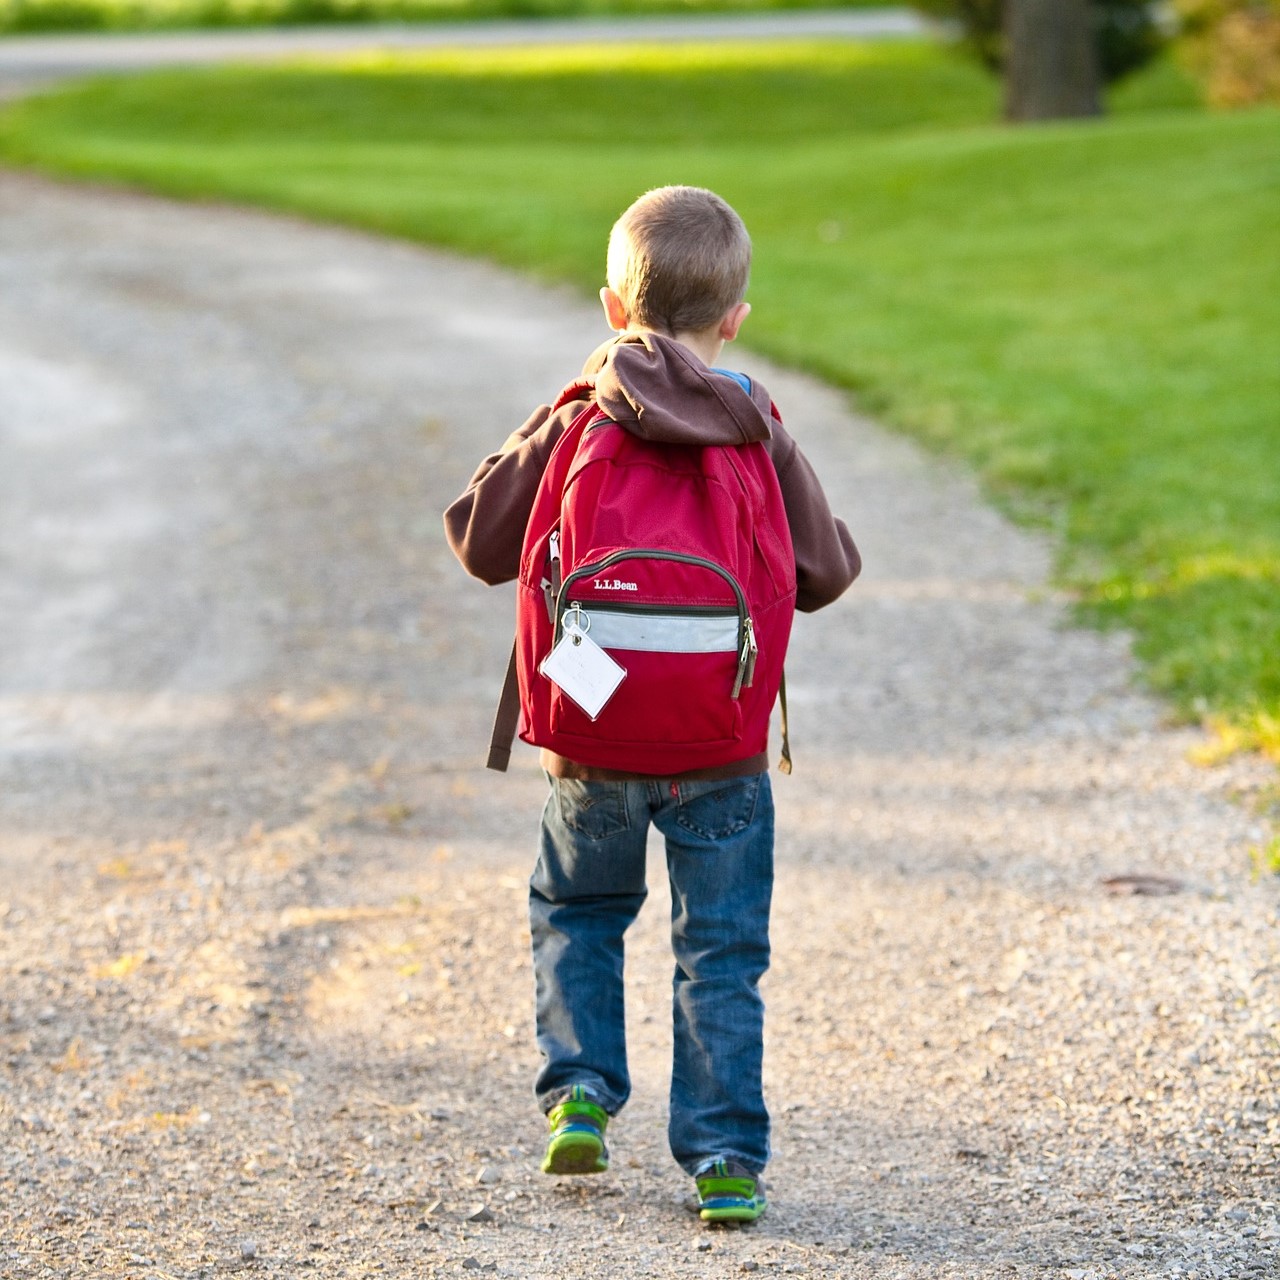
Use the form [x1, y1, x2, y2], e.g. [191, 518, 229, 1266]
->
[487, 642, 521, 772]
[551, 378, 596, 412]
[777, 670, 792, 775]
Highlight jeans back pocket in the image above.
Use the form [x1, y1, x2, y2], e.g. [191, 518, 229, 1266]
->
[554, 778, 631, 840]
[673, 775, 762, 841]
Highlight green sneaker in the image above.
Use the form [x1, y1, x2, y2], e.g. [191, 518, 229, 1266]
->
[695, 1159, 767, 1223]
[540, 1086, 609, 1175]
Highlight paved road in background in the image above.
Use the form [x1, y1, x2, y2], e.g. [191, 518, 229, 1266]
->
[0, 8, 926, 96]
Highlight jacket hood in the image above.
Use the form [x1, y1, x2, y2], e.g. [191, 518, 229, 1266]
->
[583, 332, 774, 447]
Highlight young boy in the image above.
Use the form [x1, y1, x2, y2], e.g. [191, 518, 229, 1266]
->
[444, 186, 859, 1222]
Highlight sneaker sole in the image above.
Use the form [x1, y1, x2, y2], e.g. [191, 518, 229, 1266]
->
[699, 1199, 766, 1223]
[541, 1131, 608, 1175]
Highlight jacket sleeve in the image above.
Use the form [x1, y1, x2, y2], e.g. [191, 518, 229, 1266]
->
[767, 420, 861, 613]
[442, 398, 586, 585]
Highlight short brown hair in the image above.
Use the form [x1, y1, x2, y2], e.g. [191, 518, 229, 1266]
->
[606, 186, 751, 335]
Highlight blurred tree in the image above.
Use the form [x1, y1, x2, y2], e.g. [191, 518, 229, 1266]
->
[914, 1, 1165, 118]
[1005, 0, 1101, 118]
[1175, 0, 1280, 105]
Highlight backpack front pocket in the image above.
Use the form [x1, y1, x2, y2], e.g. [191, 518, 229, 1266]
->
[548, 603, 746, 747]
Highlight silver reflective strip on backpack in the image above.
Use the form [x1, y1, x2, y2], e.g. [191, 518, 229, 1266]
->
[574, 608, 739, 654]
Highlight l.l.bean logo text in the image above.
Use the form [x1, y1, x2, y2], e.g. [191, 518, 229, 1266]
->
[593, 578, 639, 592]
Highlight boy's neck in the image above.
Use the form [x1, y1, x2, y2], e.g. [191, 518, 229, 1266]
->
[632, 326, 724, 369]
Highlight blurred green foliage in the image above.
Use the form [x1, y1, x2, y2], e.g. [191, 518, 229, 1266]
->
[1174, 0, 1280, 107]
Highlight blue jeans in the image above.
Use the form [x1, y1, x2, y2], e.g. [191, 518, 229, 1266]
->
[529, 772, 774, 1176]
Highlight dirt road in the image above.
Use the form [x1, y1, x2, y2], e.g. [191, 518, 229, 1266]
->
[0, 170, 1276, 1278]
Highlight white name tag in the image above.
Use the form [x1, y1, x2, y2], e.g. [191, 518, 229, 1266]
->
[539, 628, 627, 721]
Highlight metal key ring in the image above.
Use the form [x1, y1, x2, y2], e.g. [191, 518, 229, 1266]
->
[563, 604, 591, 637]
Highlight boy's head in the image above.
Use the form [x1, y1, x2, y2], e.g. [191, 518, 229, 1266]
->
[603, 186, 751, 339]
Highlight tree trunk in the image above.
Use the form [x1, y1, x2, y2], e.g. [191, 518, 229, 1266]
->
[1004, 0, 1102, 122]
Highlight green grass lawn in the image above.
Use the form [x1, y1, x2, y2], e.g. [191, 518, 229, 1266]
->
[1, 39, 1276, 757]
[0, 0, 889, 37]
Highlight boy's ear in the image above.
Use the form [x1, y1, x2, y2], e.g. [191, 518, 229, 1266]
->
[600, 287, 630, 332]
[719, 302, 751, 343]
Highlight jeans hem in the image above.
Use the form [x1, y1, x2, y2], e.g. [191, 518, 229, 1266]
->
[687, 1153, 767, 1178]
[540, 1082, 621, 1118]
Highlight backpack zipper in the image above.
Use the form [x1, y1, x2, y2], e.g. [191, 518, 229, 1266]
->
[569, 601, 733, 619]
[555, 549, 757, 698]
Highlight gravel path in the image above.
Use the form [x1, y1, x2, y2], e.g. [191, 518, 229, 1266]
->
[0, 170, 1276, 1279]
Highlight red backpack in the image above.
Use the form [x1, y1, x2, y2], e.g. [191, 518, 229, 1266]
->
[487, 383, 797, 776]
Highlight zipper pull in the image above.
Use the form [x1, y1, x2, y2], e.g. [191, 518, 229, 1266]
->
[543, 531, 563, 624]
[732, 617, 758, 699]
[549, 532, 563, 597]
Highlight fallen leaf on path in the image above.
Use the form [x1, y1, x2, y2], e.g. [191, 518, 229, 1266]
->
[50, 1038, 89, 1074]
[92, 951, 147, 980]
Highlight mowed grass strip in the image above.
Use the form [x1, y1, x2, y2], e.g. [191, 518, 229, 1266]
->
[1, 40, 1276, 753]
